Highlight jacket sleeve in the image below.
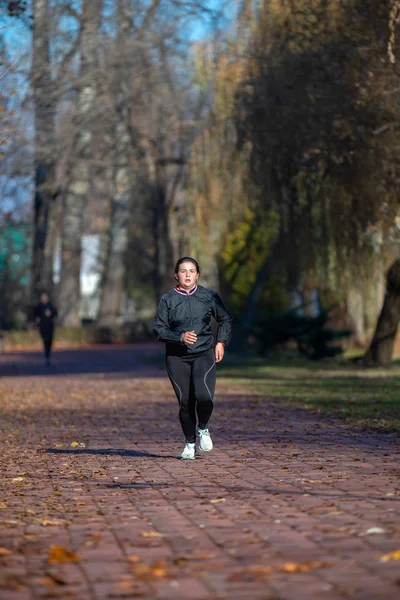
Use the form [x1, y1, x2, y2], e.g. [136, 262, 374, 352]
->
[211, 292, 232, 344]
[153, 297, 183, 343]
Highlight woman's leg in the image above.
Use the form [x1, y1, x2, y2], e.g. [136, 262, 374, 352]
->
[166, 355, 196, 443]
[191, 349, 216, 430]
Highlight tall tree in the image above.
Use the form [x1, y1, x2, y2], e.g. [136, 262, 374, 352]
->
[97, 0, 132, 328]
[57, 0, 101, 326]
[30, 0, 56, 307]
[187, 0, 400, 336]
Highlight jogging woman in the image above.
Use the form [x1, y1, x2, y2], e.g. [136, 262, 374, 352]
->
[153, 257, 232, 459]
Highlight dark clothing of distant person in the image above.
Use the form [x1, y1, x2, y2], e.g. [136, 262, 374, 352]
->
[34, 302, 58, 362]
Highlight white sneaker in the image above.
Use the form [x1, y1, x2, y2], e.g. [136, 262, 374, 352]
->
[181, 442, 196, 460]
[197, 428, 213, 452]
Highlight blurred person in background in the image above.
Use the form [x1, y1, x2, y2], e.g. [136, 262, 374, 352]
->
[34, 292, 58, 366]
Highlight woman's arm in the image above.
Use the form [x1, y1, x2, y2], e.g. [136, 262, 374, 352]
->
[153, 297, 183, 343]
[211, 292, 233, 345]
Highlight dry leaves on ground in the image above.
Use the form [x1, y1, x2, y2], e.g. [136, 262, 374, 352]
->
[379, 549, 400, 562]
[228, 561, 332, 581]
[47, 545, 81, 564]
[131, 559, 168, 579]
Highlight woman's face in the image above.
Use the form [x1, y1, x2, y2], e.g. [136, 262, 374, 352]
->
[175, 261, 199, 289]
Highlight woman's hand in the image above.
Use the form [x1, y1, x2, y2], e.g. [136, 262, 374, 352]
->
[215, 342, 225, 362]
[181, 331, 197, 345]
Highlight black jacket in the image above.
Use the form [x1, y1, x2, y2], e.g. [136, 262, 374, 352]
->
[34, 302, 58, 329]
[153, 285, 232, 355]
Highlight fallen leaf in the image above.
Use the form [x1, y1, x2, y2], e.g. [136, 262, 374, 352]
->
[279, 561, 331, 573]
[127, 555, 141, 563]
[132, 564, 152, 577]
[0, 547, 12, 556]
[47, 545, 81, 564]
[84, 535, 101, 548]
[210, 498, 226, 504]
[379, 549, 400, 562]
[366, 527, 385, 535]
[152, 560, 167, 577]
[228, 560, 331, 581]
[41, 519, 67, 527]
[141, 531, 164, 538]
[117, 580, 136, 591]
[70, 442, 79, 448]
[12, 477, 24, 482]
[132, 560, 168, 579]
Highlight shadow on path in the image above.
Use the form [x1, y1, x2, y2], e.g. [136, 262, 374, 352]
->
[0, 344, 164, 378]
[46, 447, 177, 459]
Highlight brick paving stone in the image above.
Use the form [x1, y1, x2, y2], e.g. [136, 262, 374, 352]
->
[1, 345, 400, 600]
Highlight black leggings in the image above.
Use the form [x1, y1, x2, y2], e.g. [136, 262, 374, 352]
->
[166, 348, 216, 443]
[40, 326, 54, 359]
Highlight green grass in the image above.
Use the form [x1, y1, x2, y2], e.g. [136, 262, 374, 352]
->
[217, 356, 400, 434]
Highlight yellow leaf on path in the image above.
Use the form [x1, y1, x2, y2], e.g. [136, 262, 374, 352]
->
[279, 561, 331, 573]
[41, 519, 66, 526]
[127, 555, 141, 563]
[141, 531, 164, 538]
[210, 498, 226, 504]
[228, 560, 331, 581]
[0, 502, 7, 509]
[132, 564, 152, 577]
[0, 547, 12, 556]
[132, 560, 167, 579]
[379, 549, 400, 562]
[47, 545, 81, 564]
[152, 560, 167, 577]
[118, 581, 135, 591]
[70, 442, 79, 448]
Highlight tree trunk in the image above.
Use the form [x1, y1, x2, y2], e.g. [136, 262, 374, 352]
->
[57, 0, 101, 326]
[97, 0, 132, 328]
[346, 281, 365, 345]
[365, 259, 400, 366]
[152, 180, 174, 302]
[42, 197, 59, 295]
[141, 140, 174, 302]
[30, 0, 56, 310]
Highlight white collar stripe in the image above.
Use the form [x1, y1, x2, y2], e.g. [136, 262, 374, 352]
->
[174, 285, 198, 296]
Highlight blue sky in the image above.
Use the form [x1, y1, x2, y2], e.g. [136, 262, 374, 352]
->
[0, 0, 233, 216]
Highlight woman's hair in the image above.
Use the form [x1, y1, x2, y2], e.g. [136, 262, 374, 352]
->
[174, 256, 201, 274]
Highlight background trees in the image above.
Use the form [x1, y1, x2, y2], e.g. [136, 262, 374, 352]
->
[186, 0, 400, 360]
[1, 0, 399, 363]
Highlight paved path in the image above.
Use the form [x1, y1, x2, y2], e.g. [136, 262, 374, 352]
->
[0, 346, 399, 600]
